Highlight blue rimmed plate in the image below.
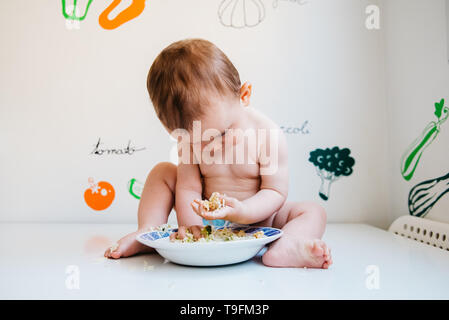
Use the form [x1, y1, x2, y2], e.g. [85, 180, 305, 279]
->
[136, 226, 282, 266]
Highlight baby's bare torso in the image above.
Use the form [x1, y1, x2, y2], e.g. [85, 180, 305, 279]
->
[201, 163, 261, 201]
[198, 108, 280, 201]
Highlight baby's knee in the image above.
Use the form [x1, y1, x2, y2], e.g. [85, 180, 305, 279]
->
[148, 162, 177, 180]
[305, 202, 327, 223]
[152, 161, 177, 173]
[290, 201, 327, 223]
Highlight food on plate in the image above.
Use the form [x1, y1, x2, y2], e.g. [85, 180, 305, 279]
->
[170, 225, 265, 243]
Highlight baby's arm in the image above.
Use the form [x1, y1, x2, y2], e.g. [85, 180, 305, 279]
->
[193, 129, 289, 225]
[175, 161, 204, 227]
[239, 129, 289, 224]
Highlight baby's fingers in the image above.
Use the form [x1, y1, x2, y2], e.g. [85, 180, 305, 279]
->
[169, 232, 178, 241]
[169, 226, 187, 241]
[177, 226, 187, 239]
[219, 195, 237, 208]
[191, 202, 200, 215]
[189, 225, 203, 240]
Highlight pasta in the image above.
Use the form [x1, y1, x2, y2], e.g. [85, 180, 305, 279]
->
[171, 225, 266, 243]
[201, 192, 226, 212]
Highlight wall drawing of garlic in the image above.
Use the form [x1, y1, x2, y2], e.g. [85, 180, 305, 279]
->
[218, 0, 266, 28]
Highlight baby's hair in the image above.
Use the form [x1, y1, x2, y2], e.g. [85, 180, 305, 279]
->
[147, 38, 241, 131]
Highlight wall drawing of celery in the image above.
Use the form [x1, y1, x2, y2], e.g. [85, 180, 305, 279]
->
[408, 172, 449, 217]
[400, 99, 448, 181]
[218, 0, 265, 28]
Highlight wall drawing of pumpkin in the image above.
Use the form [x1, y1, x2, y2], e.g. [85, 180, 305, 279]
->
[308, 147, 355, 201]
[408, 172, 449, 217]
[218, 0, 265, 28]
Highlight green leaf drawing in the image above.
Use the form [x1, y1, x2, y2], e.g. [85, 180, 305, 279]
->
[434, 98, 445, 120]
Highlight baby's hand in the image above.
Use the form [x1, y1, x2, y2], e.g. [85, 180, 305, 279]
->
[169, 225, 204, 241]
[191, 195, 247, 223]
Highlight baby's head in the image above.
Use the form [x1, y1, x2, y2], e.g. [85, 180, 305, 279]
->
[147, 39, 251, 136]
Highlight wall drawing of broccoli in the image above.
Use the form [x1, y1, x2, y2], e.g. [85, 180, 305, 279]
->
[218, 0, 265, 29]
[400, 98, 448, 181]
[408, 172, 449, 217]
[308, 147, 355, 201]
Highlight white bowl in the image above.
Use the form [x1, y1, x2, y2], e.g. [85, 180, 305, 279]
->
[136, 226, 283, 266]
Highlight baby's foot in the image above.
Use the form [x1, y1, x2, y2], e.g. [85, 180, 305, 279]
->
[262, 237, 332, 269]
[104, 230, 154, 259]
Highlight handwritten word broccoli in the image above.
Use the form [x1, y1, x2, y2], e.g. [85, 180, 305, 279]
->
[309, 147, 355, 201]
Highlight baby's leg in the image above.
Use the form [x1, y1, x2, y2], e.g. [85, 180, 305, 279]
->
[104, 162, 176, 259]
[261, 201, 332, 268]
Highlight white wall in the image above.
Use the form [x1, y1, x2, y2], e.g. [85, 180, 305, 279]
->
[0, 0, 391, 227]
[384, 0, 449, 223]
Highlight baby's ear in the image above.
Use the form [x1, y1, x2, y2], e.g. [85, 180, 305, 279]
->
[240, 82, 252, 107]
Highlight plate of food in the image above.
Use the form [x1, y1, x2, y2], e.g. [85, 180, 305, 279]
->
[136, 224, 283, 266]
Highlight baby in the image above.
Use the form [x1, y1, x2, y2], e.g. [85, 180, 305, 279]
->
[104, 39, 332, 268]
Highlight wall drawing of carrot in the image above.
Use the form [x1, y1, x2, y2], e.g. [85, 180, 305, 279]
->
[99, 0, 146, 30]
[400, 99, 448, 181]
[408, 172, 449, 217]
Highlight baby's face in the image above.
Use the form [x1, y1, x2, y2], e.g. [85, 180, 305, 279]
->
[203, 96, 238, 133]
[186, 94, 242, 148]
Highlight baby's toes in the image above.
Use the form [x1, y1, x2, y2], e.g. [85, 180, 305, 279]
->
[322, 258, 333, 269]
[309, 240, 326, 257]
[315, 242, 332, 269]
[305, 239, 333, 269]
[324, 249, 332, 268]
[106, 243, 121, 259]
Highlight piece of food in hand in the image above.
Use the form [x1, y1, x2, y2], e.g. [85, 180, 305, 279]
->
[201, 192, 226, 212]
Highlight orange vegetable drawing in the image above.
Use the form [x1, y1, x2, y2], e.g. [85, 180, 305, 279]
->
[99, 0, 146, 30]
[84, 177, 115, 211]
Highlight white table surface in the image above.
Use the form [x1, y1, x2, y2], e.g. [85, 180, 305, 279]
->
[1, 223, 449, 299]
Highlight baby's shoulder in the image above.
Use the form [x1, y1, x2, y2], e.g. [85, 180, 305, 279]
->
[245, 108, 287, 151]
[246, 108, 281, 131]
